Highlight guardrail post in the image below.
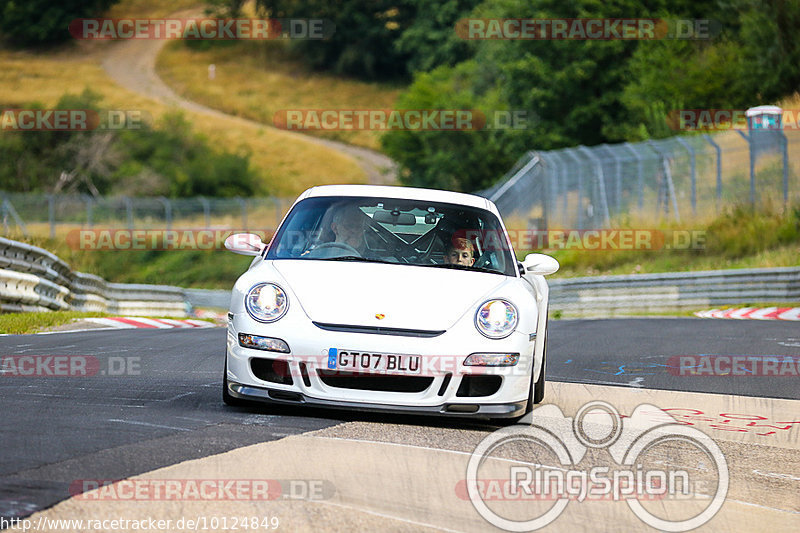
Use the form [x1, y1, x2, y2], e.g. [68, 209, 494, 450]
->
[647, 141, 680, 222]
[546, 153, 560, 226]
[273, 198, 282, 229]
[563, 150, 583, 229]
[123, 196, 133, 230]
[736, 130, 756, 207]
[48, 194, 55, 239]
[1, 194, 28, 236]
[556, 152, 568, 223]
[779, 130, 789, 208]
[676, 137, 697, 216]
[236, 197, 247, 230]
[703, 135, 722, 211]
[577, 146, 611, 226]
[199, 197, 210, 229]
[82, 194, 93, 227]
[488, 152, 540, 203]
[622, 142, 644, 211]
[158, 197, 172, 231]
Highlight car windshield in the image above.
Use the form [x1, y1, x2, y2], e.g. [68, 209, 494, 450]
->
[265, 196, 517, 276]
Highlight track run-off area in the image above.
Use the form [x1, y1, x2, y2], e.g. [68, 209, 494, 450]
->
[0, 319, 798, 532]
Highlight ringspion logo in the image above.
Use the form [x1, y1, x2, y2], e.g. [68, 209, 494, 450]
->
[465, 402, 728, 531]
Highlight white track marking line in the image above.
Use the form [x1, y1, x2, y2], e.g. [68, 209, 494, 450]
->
[150, 318, 192, 328]
[84, 318, 137, 329]
[184, 319, 215, 327]
[728, 307, 757, 319]
[778, 308, 800, 320]
[748, 307, 779, 320]
[725, 499, 800, 515]
[107, 419, 192, 431]
[119, 317, 172, 328]
[696, 307, 800, 320]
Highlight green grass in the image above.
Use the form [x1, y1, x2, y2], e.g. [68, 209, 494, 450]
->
[0, 311, 108, 334]
[540, 204, 800, 278]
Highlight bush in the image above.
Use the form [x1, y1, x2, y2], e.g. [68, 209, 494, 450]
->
[0, 89, 264, 197]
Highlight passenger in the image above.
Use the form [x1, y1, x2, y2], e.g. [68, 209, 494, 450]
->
[445, 236, 475, 267]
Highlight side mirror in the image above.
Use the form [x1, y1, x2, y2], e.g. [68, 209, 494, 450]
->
[224, 233, 266, 256]
[522, 253, 560, 276]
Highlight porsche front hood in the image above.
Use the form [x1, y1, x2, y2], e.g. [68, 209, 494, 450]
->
[271, 260, 507, 331]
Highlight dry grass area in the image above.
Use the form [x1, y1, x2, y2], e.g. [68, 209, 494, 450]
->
[107, 0, 200, 18]
[156, 40, 403, 151]
[0, 0, 367, 197]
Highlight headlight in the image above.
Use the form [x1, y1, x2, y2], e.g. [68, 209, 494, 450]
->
[464, 353, 520, 366]
[245, 283, 288, 323]
[239, 333, 290, 353]
[475, 299, 518, 339]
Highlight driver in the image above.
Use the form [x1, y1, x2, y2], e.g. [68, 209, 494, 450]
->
[444, 236, 475, 267]
[330, 206, 367, 254]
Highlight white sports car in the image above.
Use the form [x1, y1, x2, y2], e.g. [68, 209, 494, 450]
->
[223, 185, 558, 420]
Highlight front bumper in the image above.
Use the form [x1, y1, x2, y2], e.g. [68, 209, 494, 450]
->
[226, 310, 539, 418]
[226, 381, 528, 418]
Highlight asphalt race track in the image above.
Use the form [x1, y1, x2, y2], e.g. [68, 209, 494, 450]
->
[1, 320, 798, 531]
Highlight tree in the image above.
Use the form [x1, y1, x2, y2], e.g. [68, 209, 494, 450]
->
[257, 0, 415, 80]
[0, 0, 119, 45]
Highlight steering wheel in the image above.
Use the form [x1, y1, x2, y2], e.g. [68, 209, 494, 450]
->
[473, 252, 494, 269]
[305, 241, 362, 258]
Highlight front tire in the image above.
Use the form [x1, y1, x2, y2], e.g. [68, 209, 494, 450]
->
[532, 332, 546, 404]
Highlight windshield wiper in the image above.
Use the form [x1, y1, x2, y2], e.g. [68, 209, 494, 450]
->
[426, 263, 500, 274]
[321, 256, 394, 264]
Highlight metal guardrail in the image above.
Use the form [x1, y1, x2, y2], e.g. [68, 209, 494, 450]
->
[184, 288, 230, 309]
[549, 266, 800, 317]
[3, 236, 795, 318]
[185, 266, 800, 317]
[0, 237, 188, 316]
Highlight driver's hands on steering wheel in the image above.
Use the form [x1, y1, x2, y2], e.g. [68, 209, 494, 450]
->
[304, 241, 362, 258]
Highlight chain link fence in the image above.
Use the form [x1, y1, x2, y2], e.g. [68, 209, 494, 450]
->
[482, 118, 798, 229]
[0, 193, 293, 238]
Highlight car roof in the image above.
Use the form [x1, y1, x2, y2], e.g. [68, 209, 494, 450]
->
[297, 184, 498, 214]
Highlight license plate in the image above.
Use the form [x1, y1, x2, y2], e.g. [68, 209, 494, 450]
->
[327, 348, 421, 374]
